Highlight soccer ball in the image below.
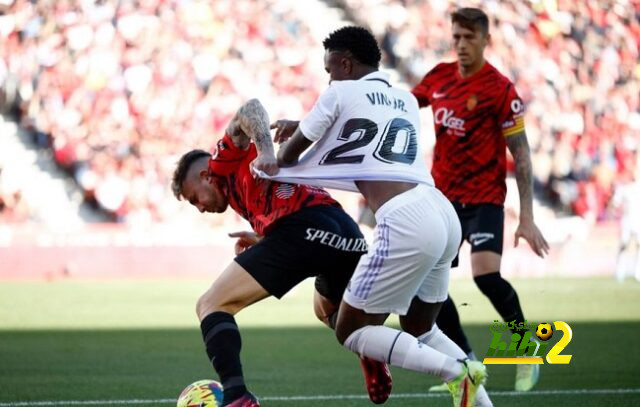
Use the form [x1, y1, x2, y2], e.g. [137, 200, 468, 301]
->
[536, 323, 553, 341]
[177, 379, 224, 407]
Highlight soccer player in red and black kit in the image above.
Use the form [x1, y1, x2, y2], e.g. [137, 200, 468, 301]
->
[171, 99, 392, 406]
[412, 8, 550, 392]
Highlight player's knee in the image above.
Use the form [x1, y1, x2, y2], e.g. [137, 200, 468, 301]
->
[335, 324, 350, 345]
[335, 317, 361, 345]
[195, 294, 214, 321]
[313, 299, 326, 320]
[313, 307, 331, 327]
[400, 309, 436, 335]
[400, 317, 432, 337]
[313, 288, 339, 328]
[196, 292, 238, 321]
[399, 319, 416, 335]
[314, 301, 337, 329]
[400, 297, 438, 335]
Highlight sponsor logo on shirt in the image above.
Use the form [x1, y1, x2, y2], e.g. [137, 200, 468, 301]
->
[434, 107, 466, 132]
[305, 228, 368, 252]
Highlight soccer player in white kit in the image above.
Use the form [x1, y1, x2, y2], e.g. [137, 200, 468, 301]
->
[611, 172, 640, 283]
[260, 26, 492, 407]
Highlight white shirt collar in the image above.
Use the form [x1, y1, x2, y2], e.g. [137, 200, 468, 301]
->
[360, 71, 391, 87]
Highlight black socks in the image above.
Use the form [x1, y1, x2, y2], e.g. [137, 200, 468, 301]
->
[435, 295, 474, 355]
[436, 272, 527, 357]
[200, 311, 246, 405]
[474, 272, 526, 335]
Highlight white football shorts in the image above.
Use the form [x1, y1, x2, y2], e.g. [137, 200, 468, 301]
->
[343, 184, 461, 315]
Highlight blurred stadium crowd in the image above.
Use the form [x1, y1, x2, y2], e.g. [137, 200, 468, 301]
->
[0, 0, 327, 225]
[344, 0, 640, 223]
[1, 0, 639, 226]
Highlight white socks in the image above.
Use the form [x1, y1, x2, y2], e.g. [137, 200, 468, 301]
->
[343, 325, 462, 382]
[419, 325, 493, 407]
[417, 324, 468, 359]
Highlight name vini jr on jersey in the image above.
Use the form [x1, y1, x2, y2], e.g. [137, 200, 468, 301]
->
[366, 92, 407, 112]
[305, 228, 368, 252]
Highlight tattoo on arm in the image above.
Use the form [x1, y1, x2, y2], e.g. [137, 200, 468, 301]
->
[226, 115, 250, 150]
[235, 99, 276, 158]
[506, 131, 534, 220]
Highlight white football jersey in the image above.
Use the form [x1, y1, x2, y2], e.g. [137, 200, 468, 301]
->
[265, 71, 434, 192]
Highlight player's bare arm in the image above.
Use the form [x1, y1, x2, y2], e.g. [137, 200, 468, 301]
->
[506, 131, 550, 257]
[228, 99, 279, 175]
[225, 109, 251, 151]
[227, 99, 272, 153]
[276, 128, 313, 167]
[506, 132, 534, 219]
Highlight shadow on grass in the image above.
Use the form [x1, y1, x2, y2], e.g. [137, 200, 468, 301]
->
[0, 322, 639, 406]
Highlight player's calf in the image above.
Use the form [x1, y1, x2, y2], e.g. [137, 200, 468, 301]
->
[200, 312, 249, 405]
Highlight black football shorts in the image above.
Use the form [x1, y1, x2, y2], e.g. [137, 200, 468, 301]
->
[235, 204, 367, 304]
[451, 202, 504, 267]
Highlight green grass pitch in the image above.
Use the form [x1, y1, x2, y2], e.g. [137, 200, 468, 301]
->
[0, 277, 639, 406]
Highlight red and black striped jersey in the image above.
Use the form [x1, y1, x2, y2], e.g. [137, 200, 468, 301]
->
[208, 135, 338, 235]
[412, 61, 525, 205]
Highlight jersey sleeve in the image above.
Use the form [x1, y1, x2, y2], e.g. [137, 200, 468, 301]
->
[411, 71, 434, 108]
[299, 85, 340, 142]
[208, 134, 253, 176]
[497, 83, 525, 137]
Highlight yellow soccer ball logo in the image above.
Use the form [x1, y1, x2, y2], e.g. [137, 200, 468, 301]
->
[536, 323, 553, 341]
[177, 379, 224, 407]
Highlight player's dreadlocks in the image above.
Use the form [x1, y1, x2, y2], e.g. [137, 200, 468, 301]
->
[171, 149, 211, 200]
[323, 26, 381, 69]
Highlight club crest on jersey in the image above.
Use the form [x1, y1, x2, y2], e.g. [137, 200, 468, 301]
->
[467, 94, 478, 111]
[275, 184, 295, 199]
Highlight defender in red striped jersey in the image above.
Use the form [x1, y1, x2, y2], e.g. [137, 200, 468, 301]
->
[171, 98, 390, 406]
[412, 60, 524, 205]
[207, 133, 337, 236]
[412, 8, 549, 396]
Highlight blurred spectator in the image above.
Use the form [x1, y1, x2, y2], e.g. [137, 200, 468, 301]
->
[0, 0, 327, 224]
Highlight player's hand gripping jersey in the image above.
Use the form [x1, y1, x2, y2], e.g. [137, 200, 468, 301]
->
[412, 61, 524, 205]
[209, 135, 337, 235]
[265, 72, 433, 191]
